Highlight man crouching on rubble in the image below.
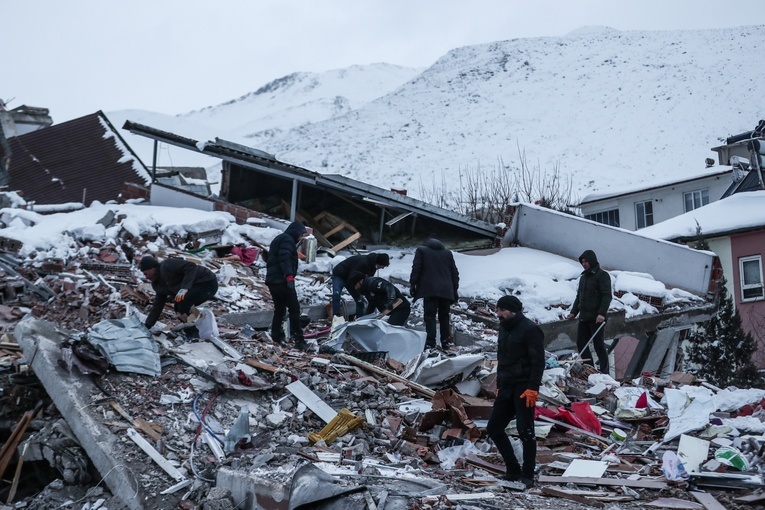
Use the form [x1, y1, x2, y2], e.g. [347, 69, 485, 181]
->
[140, 255, 219, 333]
[487, 295, 544, 489]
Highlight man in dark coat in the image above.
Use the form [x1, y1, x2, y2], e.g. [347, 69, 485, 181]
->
[409, 234, 460, 349]
[265, 221, 308, 349]
[348, 272, 410, 326]
[566, 249, 612, 374]
[331, 252, 390, 319]
[487, 295, 544, 489]
[140, 256, 218, 331]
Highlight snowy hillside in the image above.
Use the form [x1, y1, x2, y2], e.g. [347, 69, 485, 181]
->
[180, 63, 423, 137]
[113, 26, 765, 202]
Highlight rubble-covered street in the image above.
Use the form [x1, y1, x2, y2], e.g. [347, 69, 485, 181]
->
[1, 199, 765, 510]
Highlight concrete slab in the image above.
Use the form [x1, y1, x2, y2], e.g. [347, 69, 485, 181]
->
[14, 317, 166, 509]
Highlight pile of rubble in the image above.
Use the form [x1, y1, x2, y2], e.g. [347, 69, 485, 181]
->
[2, 241, 765, 509]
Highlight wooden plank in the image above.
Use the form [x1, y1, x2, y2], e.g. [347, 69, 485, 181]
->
[541, 487, 605, 508]
[537, 475, 667, 490]
[286, 380, 338, 423]
[126, 428, 185, 481]
[339, 353, 435, 398]
[331, 232, 361, 252]
[245, 359, 279, 373]
[690, 492, 727, 510]
[323, 222, 348, 238]
[645, 497, 703, 509]
[733, 491, 765, 503]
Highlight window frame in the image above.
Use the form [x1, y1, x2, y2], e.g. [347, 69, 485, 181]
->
[585, 208, 620, 228]
[683, 189, 710, 213]
[740, 255, 765, 302]
[635, 200, 654, 229]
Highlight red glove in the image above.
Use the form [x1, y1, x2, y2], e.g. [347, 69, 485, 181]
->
[286, 275, 294, 281]
[519, 389, 538, 408]
[286, 275, 295, 290]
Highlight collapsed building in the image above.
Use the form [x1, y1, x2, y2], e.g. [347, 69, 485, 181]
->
[0, 120, 763, 509]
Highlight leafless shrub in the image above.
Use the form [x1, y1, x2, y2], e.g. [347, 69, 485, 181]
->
[417, 146, 579, 223]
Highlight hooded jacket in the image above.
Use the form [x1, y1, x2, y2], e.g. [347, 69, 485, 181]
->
[332, 253, 381, 280]
[409, 237, 459, 301]
[496, 311, 545, 391]
[569, 250, 612, 321]
[145, 258, 217, 328]
[265, 221, 306, 285]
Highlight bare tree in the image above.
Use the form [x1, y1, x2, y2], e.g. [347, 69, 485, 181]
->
[417, 147, 578, 223]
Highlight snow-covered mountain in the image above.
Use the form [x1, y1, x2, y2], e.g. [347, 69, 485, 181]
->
[114, 25, 765, 202]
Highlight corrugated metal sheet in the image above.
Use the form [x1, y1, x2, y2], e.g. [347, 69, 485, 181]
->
[7, 112, 150, 205]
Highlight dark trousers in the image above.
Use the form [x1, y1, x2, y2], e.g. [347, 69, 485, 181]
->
[369, 299, 411, 326]
[331, 275, 365, 317]
[423, 297, 452, 346]
[173, 280, 218, 315]
[486, 381, 536, 479]
[267, 283, 303, 341]
[577, 320, 608, 374]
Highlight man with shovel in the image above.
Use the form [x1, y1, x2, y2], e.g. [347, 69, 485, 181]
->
[347, 271, 410, 326]
[566, 249, 613, 374]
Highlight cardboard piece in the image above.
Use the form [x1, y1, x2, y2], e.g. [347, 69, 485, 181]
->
[562, 459, 609, 478]
[677, 434, 710, 473]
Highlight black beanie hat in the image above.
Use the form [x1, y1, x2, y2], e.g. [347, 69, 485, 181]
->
[375, 253, 390, 267]
[496, 295, 522, 313]
[139, 255, 160, 271]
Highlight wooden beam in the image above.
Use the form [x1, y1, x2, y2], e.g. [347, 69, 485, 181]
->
[690, 491, 727, 510]
[323, 222, 348, 238]
[338, 353, 435, 398]
[541, 487, 605, 508]
[537, 475, 667, 490]
[331, 232, 361, 252]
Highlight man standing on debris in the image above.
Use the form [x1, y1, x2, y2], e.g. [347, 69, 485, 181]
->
[331, 252, 390, 321]
[487, 295, 544, 489]
[140, 255, 219, 333]
[409, 233, 460, 349]
[566, 249, 612, 374]
[265, 221, 309, 350]
[347, 271, 410, 326]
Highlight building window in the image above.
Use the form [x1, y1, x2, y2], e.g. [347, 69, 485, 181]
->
[585, 209, 620, 227]
[635, 200, 654, 229]
[684, 189, 709, 212]
[740, 255, 764, 301]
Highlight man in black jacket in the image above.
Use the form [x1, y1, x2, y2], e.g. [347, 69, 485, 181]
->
[265, 221, 308, 350]
[348, 272, 410, 326]
[140, 256, 219, 331]
[331, 252, 390, 319]
[566, 249, 612, 374]
[487, 295, 544, 489]
[409, 233, 460, 349]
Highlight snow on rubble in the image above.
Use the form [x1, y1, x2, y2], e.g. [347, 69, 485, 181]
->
[0, 201, 703, 323]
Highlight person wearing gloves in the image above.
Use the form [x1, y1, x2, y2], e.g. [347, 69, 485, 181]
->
[566, 249, 612, 374]
[331, 252, 390, 320]
[347, 271, 410, 326]
[409, 233, 460, 350]
[486, 295, 545, 489]
[140, 255, 219, 332]
[265, 221, 309, 350]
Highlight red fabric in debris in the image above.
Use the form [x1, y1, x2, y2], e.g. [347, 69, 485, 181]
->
[231, 246, 259, 266]
[635, 391, 649, 409]
[569, 401, 602, 436]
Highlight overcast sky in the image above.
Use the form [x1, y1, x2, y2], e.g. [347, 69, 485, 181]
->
[5, 0, 764, 124]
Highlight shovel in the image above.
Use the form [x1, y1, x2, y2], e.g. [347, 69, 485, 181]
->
[376, 298, 403, 319]
[565, 320, 606, 376]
